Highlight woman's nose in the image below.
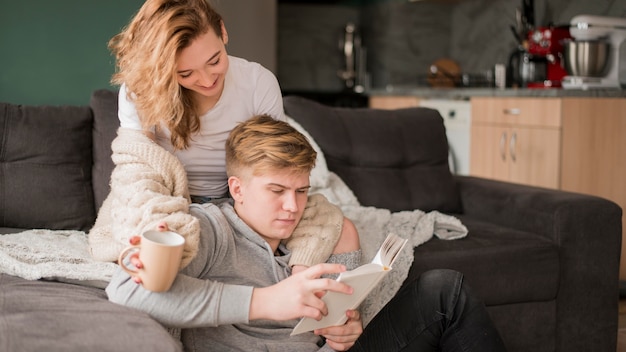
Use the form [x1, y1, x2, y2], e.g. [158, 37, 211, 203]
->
[196, 68, 214, 86]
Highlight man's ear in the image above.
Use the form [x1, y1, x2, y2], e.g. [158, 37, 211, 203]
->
[228, 176, 243, 203]
[221, 20, 229, 45]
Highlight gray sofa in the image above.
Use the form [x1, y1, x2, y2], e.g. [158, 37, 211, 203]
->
[0, 90, 621, 352]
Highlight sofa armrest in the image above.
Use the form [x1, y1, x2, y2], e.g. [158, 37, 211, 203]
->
[456, 175, 622, 243]
[456, 175, 622, 350]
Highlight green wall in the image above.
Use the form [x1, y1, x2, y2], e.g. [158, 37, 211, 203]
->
[0, 0, 144, 106]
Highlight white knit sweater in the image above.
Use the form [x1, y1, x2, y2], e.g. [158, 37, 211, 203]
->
[89, 128, 200, 268]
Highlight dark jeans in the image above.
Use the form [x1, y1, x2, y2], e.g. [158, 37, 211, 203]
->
[350, 269, 507, 352]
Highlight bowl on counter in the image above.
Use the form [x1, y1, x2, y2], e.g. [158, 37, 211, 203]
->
[563, 39, 610, 77]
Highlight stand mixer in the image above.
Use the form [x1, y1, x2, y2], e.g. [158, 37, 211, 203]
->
[562, 15, 626, 89]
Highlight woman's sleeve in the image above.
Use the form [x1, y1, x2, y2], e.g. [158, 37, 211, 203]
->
[117, 83, 144, 130]
[285, 194, 344, 267]
[89, 129, 199, 268]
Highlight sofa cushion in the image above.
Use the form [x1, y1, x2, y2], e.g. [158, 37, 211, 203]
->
[283, 95, 462, 213]
[407, 215, 560, 306]
[90, 89, 119, 213]
[0, 274, 181, 352]
[0, 103, 95, 231]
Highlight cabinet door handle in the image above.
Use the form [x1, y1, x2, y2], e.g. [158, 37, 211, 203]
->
[510, 132, 517, 162]
[503, 108, 521, 115]
[500, 132, 507, 161]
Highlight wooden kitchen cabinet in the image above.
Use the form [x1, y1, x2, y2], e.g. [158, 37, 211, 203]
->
[471, 124, 561, 188]
[471, 96, 626, 280]
[369, 95, 421, 109]
[470, 97, 562, 189]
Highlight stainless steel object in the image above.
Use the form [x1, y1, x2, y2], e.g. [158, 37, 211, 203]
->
[338, 23, 357, 88]
[338, 23, 368, 92]
[562, 15, 626, 89]
[563, 40, 610, 77]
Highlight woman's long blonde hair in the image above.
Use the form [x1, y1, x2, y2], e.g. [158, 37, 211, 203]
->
[109, 0, 223, 149]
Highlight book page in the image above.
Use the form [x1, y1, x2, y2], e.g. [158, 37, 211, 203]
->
[291, 233, 407, 335]
[291, 265, 387, 335]
[371, 233, 408, 268]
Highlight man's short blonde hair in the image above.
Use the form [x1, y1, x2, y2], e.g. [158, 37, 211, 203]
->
[225, 115, 317, 178]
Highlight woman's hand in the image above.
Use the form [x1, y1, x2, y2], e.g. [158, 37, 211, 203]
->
[127, 222, 169, 284]
[249, 263, 351, 322]
[316, 309, 363, 351]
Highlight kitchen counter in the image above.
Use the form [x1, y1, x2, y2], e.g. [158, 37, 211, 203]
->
[368, 86, 626, 100]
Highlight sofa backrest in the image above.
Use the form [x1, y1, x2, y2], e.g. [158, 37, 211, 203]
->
[283, 95, 462, 213]
[90, 89, 119, 213]
[0, 90, 119, 233]
[1, 91, 461, 232]
[0, 102, 96, 231]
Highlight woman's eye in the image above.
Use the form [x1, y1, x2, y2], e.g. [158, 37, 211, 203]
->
[180, 72, 192, 79]
[209, 59, 220, 66]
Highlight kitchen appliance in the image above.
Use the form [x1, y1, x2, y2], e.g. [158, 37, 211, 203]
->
[563, 40, 609, 76]
[562, 15, 626, 89]
[507, 47, 547, 88]
[525, 26, 571, 88]
[418, 99, 471, 175]
[506, 0, 545, 88]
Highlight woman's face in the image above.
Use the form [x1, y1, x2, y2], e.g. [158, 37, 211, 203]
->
[176, 25, 229, 106]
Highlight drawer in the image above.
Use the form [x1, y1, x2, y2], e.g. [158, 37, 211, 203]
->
[471, 97, 562, 128]
[369, 96, 421, 109]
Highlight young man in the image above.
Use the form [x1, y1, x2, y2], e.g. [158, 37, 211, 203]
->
[106, 115, 506, 351]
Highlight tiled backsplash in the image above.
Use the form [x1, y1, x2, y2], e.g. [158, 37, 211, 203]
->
[278, 0, 626, 91]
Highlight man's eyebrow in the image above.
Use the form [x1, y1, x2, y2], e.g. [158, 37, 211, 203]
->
[176, 51, 221, 74]
[267, 183, 311, 190]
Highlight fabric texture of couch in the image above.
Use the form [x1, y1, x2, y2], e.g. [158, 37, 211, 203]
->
[0, 90, 621, 352]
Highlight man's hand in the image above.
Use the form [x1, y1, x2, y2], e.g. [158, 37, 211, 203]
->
[291, 265, 308, 275]
[249, 263, 352, 322]
[316, 309, 363, 351]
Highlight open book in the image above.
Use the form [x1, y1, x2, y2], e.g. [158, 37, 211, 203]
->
[291, 233, 408, 335]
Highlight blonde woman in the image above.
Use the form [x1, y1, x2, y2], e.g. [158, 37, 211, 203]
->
[90, 0, 358, 271]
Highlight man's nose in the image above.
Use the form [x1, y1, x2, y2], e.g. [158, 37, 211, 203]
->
[283, 193, 298, 212]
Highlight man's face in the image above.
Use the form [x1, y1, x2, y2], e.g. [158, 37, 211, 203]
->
[229, 169, 310, 251]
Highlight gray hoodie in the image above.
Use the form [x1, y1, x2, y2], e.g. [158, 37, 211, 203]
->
[106, 199, 360, 352]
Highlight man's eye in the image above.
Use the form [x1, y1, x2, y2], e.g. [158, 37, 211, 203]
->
[297, 189, 308, 194]
[271, 189, 283, 194]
